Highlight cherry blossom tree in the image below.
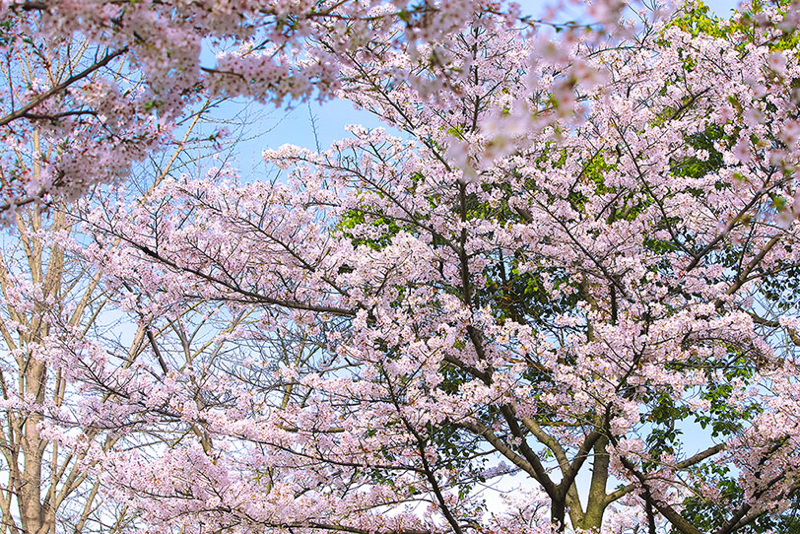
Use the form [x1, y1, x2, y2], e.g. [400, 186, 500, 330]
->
[0, 19, 165, 218]
[0, 0, 554, 211]
[67, 0, 800, 532]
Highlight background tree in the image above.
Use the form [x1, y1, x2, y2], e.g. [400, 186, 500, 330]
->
[0, 24, 264, 531]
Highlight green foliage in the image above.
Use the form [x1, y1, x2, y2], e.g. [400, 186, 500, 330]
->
[337, 208, 406, 250]
[642, 391, 691, 462]
[695, 368, 761, 439]
[482, 263, 580, 324]
[0, 19, 14, 48]
[681, 472, 800, 534]
[760, 252, 800, 312]
[680, 463, 748, 533]
[669, 0, 800, 50]
[672, 125, 726, 180]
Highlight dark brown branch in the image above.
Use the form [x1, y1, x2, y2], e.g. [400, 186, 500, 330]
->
[0, 48, 128, 128]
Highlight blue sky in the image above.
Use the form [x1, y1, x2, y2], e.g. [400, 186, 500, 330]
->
[703, 0, 740, 15]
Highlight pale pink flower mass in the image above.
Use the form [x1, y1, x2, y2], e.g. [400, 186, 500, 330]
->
[2, 0, 800, 533]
